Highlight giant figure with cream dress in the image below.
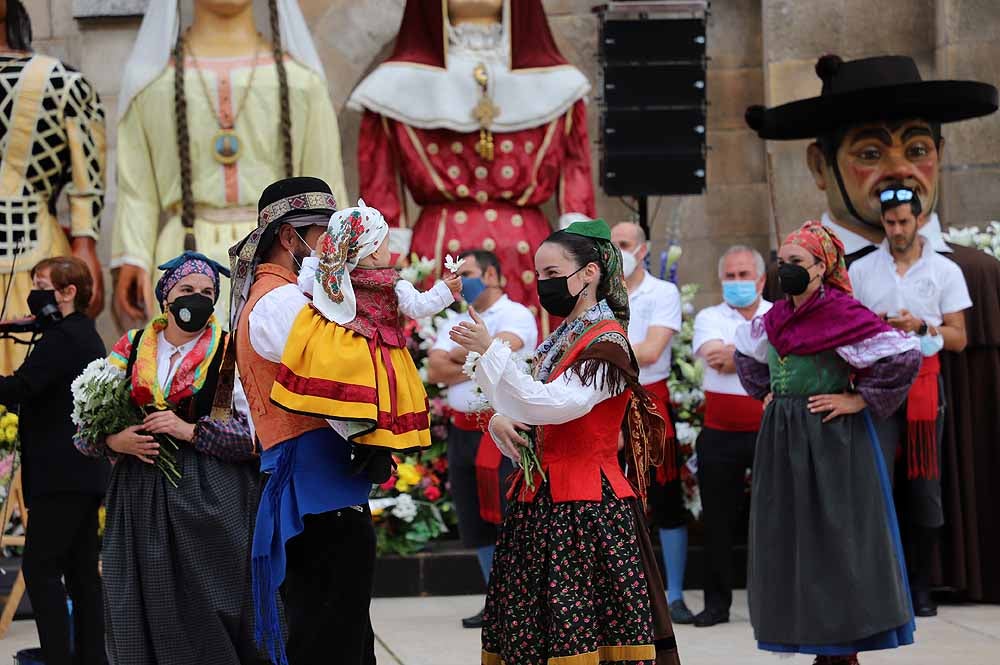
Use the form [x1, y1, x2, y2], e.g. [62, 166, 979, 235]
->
[350, 0, 596, 336]
[111, 0, 347, 329]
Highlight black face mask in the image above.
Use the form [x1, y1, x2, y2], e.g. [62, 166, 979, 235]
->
[777, 262, 815, 296]
[168, 294, 215, 333]
[536, 266, 586, 318]
[27, 289, 62, 323]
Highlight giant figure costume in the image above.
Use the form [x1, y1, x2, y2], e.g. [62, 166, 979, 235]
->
[349, 0, 596, 335]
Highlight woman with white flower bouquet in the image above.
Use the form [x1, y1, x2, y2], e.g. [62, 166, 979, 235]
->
[74, 252, 266, 665]
[450, 220, 681, 665]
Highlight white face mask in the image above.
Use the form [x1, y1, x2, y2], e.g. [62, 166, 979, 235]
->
[620, 249, 640, 278]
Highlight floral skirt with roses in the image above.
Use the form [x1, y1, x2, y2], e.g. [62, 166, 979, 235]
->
[481, 477, 660, 665]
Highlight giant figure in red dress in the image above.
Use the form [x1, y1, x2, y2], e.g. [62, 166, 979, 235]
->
[349, 0, 596, 334]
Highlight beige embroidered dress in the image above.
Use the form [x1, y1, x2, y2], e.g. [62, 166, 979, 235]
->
[111, 54, 347, 323]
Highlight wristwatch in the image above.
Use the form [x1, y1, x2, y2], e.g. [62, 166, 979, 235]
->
[916, 321, 928, 336]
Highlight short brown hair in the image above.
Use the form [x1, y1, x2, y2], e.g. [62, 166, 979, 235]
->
[31, 256, 93, 313]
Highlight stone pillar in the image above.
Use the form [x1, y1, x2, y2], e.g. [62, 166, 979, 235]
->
[935, 0, 1000, 226]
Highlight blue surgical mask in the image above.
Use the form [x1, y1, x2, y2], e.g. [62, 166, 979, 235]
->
[722, 280, 758, 308]
[461, 276, 487, 304]
[919, 332, 944, 357]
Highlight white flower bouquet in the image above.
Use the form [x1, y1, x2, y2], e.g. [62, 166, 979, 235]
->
[71, 359, 182, 487]
[943, 221, 1000, 258]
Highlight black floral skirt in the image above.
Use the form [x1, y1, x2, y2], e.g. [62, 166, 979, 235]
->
[481, 478, 657, 665]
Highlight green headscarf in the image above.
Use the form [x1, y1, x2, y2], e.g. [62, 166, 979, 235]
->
[564, 219, 630, 332]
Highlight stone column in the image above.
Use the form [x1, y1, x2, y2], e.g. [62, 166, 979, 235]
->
[935, 0, 1000, 226]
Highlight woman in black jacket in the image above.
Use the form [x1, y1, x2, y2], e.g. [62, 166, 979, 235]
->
[0, 256, 109, 665]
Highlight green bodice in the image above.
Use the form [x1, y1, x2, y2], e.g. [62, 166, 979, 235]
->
[767, 346, 850, 396]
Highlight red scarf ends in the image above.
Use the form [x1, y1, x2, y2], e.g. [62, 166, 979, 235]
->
[475, 432, 504, 525]
[906, 353, 940, 480]
[644, 381, 678, 485]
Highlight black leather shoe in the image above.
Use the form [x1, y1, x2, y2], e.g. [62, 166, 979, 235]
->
[669, 599, 695, 624]
[693, 607, 730, 627]
[913, 590, 938, 617]
[462, 608, 485, 629]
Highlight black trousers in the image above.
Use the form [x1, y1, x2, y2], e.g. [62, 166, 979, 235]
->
[22, 493, 105, 665]
[696, 427, 756, 613]
[447, 424, 515, 548]
[280, 506, 377, 665]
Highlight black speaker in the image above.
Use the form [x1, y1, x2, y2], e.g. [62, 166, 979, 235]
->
[599, 3, 708, 199]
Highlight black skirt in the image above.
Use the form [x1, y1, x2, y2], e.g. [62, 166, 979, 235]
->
[481, 478, 657, 665]
[102, 447, 268, 665]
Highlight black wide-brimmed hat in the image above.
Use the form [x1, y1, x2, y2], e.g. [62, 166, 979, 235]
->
[746, 54, 998, 140]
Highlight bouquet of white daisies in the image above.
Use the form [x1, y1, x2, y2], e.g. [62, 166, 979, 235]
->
[71, 359, 181, 487]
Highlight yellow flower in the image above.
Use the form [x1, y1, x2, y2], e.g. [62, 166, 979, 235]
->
[394, 480, 411, 494]
[371, 507, 384, 517]
[4, 426, 16, 443]
[396, 463, 421, 486]
[0, 431, 7, 445]
[0, 405, 7, 416]
[0, 413, 14, 428]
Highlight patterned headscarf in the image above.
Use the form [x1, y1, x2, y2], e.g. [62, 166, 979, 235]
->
[313, 199, 390, 324]
[564, 219, 630, 332]
[782, 220, 853, 294]
[155, 251, 230, 308]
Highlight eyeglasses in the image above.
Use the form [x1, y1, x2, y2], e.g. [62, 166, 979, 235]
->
[880, 188, 915, 203]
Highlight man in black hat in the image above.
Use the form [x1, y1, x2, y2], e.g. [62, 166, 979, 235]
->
[222, 177, 376, 665]
[747, 54, 1000, 604]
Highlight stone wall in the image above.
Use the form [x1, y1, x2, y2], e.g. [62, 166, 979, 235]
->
[15, 0, 1000, 337]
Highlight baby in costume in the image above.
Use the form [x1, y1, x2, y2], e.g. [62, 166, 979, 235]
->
[271, 200, 462, 483]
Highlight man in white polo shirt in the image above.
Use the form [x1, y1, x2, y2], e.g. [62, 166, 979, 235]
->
[849, 184, 971, 618]
[691, 245, 772, 627]
[611, 222, 690, 622]
[426, 249, 537, 629]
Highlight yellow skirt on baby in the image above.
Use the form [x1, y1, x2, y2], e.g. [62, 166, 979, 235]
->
[270, 306, 431, 452]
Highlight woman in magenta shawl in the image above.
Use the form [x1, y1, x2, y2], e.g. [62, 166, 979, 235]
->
[734, 221, 921, 665]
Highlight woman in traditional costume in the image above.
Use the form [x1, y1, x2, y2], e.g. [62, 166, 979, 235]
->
[270, 200, 461, 482]
[75, 252, 264, 665]
[111, 0, 347, 327]
[350, 0, 596, 334]
[450, 219, 680, 665]
[733, 221, 922, 665]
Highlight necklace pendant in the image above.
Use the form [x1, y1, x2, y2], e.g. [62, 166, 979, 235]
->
[212, 129, 241, 165]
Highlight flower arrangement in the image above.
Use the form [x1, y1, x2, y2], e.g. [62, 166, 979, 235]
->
[942, 221, 1000, 258]
[371, 272, 459, 555]
[370, 441, 453, 556]
[0, 405, 19, 455]
[662, 256, 706, 517]
[71, 358, 181, 487]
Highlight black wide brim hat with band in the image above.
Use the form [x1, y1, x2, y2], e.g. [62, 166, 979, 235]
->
[746, 55, 999, 140]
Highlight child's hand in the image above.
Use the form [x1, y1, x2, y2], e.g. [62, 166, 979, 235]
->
[443, 272, 463, 299]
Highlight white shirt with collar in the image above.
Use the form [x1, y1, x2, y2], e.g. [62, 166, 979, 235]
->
[821, 211, 953, 256]
[432, 294, 538, 413]
[155, 329, 251, 425]
[626, 270, 682, 385]
[693, 298, 772, 396]
[848, 236, 972, 327]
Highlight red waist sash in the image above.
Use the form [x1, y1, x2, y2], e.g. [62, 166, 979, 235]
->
[703, 391, 763, 432]
[645, 381, 678, 484]
[906, 353, 940, 480]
